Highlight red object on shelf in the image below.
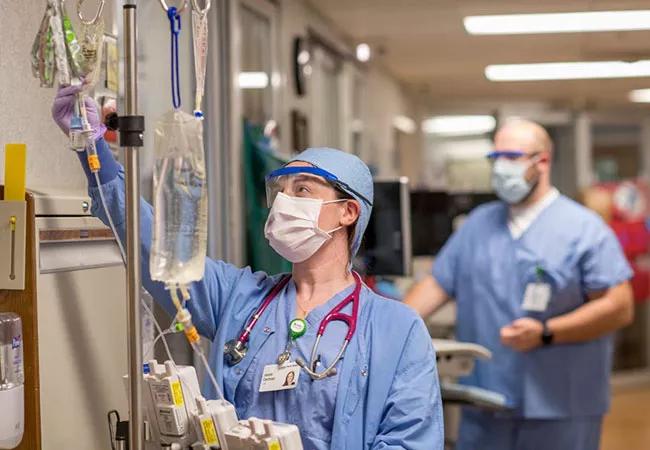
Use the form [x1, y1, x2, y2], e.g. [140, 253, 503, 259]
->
[629, 263, 650, 304]
[610, 220, 650, 260]
[588, 179, 650, 304]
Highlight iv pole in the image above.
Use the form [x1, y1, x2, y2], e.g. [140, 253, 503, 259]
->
[120, 1, 145, 449]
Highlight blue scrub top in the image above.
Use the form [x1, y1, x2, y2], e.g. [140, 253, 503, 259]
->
[433, 195, 632, 419]
[86, 142, 444, 450]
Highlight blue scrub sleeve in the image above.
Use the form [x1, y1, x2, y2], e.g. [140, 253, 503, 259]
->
[87, 159, 249, 340]
[431, 224, 468, 298]
[371, 320, 444, 450]
[580, 224, 633, 293]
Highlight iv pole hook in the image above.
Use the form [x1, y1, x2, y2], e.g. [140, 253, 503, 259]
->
[159, 0, 189, 14]
[77, 0, 105, 25]
[191, 0, 211, 15]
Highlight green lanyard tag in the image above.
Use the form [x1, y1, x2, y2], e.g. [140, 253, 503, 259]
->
[289, 318, 307, 341]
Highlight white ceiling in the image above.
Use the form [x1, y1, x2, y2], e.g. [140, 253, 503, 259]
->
[309, 0, 650, 111]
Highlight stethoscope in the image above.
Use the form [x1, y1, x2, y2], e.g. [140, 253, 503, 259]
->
[224, 272, 362, 380]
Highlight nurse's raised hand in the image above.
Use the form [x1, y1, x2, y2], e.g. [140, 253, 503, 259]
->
[51, 83, 102, 138]
[500, 318, 544, 352]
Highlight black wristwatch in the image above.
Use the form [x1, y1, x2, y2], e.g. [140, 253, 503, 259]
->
[541, 323, 554, 346]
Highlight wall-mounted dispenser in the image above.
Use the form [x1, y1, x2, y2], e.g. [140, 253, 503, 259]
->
[0, 312, 24, 449]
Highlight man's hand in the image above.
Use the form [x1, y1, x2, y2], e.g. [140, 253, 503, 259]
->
[500, 318, 544, 352]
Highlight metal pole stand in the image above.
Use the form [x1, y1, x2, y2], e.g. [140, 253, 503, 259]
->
[121, 2, 145, 450]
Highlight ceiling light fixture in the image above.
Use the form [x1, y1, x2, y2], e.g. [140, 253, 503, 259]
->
[464, 10, 650, 35]
[356, 43, 371, 62]
[486, 60, 650, 81]
[238, 72, 269, 89]
[422, 115, 496, 136]
[629, 88, 650, 103]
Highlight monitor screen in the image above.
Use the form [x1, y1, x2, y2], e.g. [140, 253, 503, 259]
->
[410, 191, 498, 256]
[410, 191, 451, 256]
[357, 180, 412, 276]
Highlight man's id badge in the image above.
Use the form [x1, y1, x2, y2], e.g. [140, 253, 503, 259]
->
[259, 362, 300, 392]
[522, 282, 551, 312]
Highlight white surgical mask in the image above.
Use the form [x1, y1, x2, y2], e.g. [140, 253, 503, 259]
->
[264, 192, 344, 263]
[491, 158, 539, 204]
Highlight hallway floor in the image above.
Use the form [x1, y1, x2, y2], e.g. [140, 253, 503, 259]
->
[601, 386, 650, 450]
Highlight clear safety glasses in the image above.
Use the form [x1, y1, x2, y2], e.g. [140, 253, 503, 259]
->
[264, 166, 372, 208]
[486, 150, 544, 162]
[486, 150, 526, 160]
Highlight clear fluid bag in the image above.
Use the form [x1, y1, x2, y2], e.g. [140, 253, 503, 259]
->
[151, 110, 208, 285]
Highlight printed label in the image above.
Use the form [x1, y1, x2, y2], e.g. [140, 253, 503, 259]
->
[171, 380, 185, 406]
[150, 381, 173, 404]
[201, 418, 220, 445]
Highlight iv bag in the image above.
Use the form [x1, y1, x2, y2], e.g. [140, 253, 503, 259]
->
[151, 110, 208, 285]
[78, 19, 104, 87]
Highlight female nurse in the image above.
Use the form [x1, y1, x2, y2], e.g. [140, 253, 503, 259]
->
[52, 85, 443, 450]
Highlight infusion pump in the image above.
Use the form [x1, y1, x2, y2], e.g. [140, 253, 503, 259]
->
[117, 360, 303, 450]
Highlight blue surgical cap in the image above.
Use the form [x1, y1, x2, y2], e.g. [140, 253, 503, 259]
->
[288, 147, 374, 257]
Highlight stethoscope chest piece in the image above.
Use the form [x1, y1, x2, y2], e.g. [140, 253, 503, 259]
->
[224, 339, 248, 365]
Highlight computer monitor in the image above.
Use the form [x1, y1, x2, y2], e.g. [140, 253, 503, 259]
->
[448, 192, 498, 231]
[356, 178, 412, 276]
[410, 191, 498, 256]
[410, 191, 452, 256]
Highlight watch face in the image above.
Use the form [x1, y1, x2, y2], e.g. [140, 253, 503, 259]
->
[542, 328, 554, 345]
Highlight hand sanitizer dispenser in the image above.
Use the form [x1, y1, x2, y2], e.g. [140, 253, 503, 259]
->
[0, 313, 24, 449]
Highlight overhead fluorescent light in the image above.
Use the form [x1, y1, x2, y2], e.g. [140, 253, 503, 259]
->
[422, 115, 496, 136]
[393, 115, 416, 134]
[464, 10, 650, 35]
[356, 43, 371, 62]
[629, 89, 650, 103]
[238, 72, 269, 89]
[486, 60, 650, 81]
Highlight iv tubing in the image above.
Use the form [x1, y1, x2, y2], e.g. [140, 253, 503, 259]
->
[192, 341, 224, 400]
[94, 171, 223, 400]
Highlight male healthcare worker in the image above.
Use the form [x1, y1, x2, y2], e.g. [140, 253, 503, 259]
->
[405, 119, 633, 450]
[52, 84, 444, 450]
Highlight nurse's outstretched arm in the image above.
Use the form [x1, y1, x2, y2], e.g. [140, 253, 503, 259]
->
[371, 320, 444, 450]
[85, 140, 248, 340]
[53, 86, 248, 339]
[404, 275, 449, 318]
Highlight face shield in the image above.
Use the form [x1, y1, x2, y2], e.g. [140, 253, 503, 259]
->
[265, 166, 372, 208]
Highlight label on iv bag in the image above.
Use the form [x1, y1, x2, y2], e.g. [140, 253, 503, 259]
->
[267, 439, 282, 450]
[522, 282, 551, 312]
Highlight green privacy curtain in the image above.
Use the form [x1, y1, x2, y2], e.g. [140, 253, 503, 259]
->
[243, 121, 291, 274]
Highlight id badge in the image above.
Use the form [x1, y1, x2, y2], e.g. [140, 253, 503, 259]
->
[259, 362, 300, 393]
[522, 282, 551, 312]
